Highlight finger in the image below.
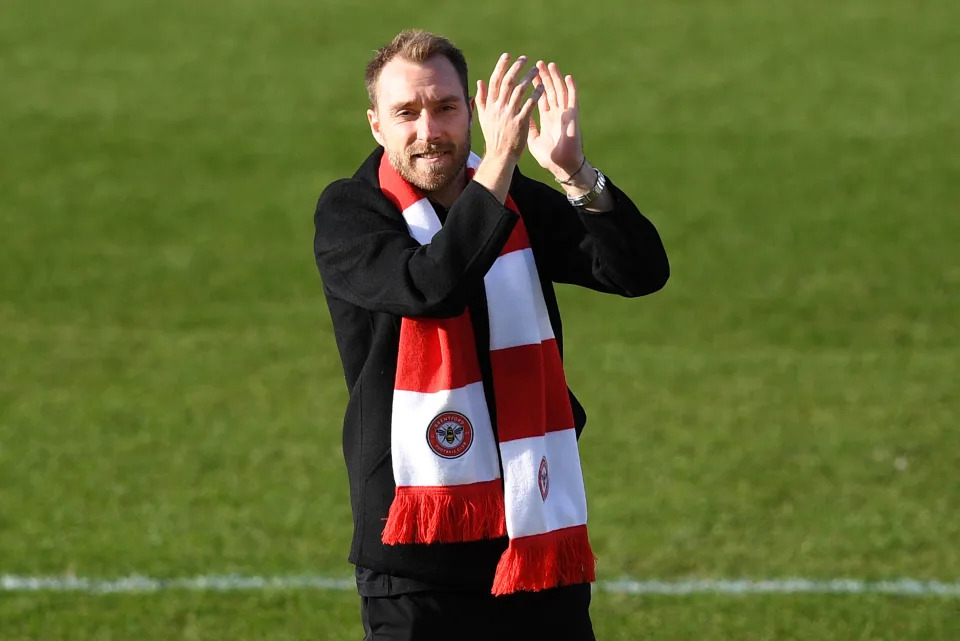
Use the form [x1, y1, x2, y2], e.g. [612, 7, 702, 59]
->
[531, 72, 550, 112]
[519, 84, 545, 121]
[498, 55, 529, 102]
[548, 62, 567, 107]
[476, 79, 487, 109]
[565, 74, 577, 109]
[487, 53, 511, 103]
[509, 67, 539, 109]
[536, 60, 558, 109]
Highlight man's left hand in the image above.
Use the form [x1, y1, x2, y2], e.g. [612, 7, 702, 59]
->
[527, 61, 584, 182]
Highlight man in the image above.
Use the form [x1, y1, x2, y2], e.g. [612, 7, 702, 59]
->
[314, 29, 668, 641]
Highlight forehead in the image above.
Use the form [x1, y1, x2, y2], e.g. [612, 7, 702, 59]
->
[375, 55, 464, 108]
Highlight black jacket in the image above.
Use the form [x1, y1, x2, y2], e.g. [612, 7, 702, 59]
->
[313, 147, 668, 590]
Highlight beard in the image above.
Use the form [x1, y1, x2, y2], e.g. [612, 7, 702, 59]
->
[387, 125, 471, 194]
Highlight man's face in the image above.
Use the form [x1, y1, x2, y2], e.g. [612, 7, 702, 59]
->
[367, 55, 472, 194]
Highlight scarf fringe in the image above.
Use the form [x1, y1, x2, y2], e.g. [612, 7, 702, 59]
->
[381, 480, 507, 544]
[491, 525, 597, 596]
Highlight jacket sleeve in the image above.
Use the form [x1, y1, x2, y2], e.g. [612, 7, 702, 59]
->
[314, 178, 519, 317]
[518, 174, 669, 297]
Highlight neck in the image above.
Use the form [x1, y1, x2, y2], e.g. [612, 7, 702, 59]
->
[424, 166, 467, 208]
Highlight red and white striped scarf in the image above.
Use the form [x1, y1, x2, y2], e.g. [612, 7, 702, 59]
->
[378, 151, 596, 596]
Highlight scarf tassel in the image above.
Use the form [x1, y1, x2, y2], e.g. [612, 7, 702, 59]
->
[491, 525, 597, 596]
[382, 480, 507, 544]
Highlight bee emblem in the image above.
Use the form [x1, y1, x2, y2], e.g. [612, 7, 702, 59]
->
[439, 424, 463, 445]
[426, 411, 473, 459]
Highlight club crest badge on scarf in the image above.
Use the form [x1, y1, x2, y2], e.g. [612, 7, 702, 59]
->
[538, 456, 550, 501]
[427, 411, 474, 459]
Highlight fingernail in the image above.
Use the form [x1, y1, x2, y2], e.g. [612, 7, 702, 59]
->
[501, 52, 509, 58]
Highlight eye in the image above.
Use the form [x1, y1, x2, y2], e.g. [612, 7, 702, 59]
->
[440, 104, 457, 112]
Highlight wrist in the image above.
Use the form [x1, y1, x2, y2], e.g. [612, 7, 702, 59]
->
[565, 166, 607, 209]
[558, 160, 598, 196]
[474, 153, 518, 204]
[553, 156, 587, 185]
[482, 148, 521, 167]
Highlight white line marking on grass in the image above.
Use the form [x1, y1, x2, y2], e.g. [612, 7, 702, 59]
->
[0, 575, 354, 593]
[2, 575, 959, 597]
[597, 578, 960, 597]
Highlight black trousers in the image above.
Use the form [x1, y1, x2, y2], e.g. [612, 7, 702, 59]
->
[360, 583, 596, 641]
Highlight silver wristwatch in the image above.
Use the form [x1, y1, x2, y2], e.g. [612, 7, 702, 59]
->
[566, 168, 607, 208]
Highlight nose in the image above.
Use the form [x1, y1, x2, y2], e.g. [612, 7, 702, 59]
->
[416, 110, 440, 142]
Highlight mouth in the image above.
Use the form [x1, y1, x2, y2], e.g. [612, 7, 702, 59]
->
[413, 150, 450, 162]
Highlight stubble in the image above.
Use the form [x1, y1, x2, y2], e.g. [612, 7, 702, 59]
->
[388, 124, 472, 194]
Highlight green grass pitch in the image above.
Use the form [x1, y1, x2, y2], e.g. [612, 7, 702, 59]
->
[1, 0, 958, 638]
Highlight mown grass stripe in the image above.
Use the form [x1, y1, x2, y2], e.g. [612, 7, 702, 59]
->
[2, 575, 958, 597]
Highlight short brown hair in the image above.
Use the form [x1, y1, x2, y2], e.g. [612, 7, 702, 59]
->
[365, 30, 469, 109]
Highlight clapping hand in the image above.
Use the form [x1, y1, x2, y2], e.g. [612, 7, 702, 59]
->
[475, 54, 545, 164]
[472, 54, 545, 203]
[527, 61, 585, 183]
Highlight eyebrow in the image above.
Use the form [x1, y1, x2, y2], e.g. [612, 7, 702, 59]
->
[388, 95, 463, 112]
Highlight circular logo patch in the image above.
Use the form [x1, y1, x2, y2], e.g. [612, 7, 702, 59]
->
[538, 456, 550, 501]
[427, 411, 473, 459]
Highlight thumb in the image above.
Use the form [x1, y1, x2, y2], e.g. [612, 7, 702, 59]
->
[527, 117, 539, 143]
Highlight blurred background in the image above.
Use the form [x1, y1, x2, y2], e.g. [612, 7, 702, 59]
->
[1, 0, 957, 638]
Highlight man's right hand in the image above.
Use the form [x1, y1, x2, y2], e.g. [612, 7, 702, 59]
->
[473, 54, 543, 204]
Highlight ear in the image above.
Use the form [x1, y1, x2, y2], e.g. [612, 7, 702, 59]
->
[367, 107, 384, 146]
[468, 96, 475, 124]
